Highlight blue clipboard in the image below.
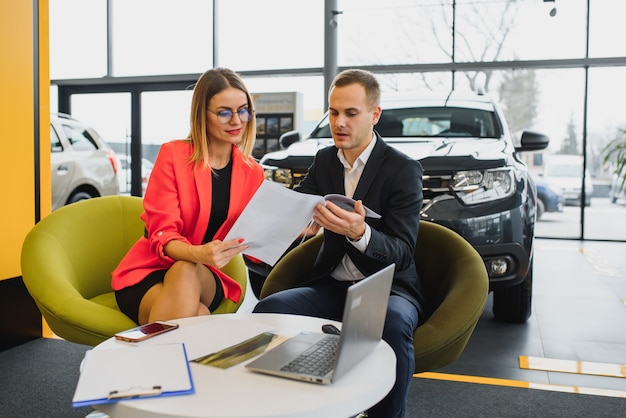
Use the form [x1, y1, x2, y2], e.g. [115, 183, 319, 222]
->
[72, 343, 194, 407]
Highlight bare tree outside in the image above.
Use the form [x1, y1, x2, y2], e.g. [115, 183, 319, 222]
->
[343, 0, 546, 173]
[448, 0, 520, 92]
[558, 115, 580, 155]
[498, 69, 539, 137]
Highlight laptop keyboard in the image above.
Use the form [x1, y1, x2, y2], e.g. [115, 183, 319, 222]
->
[280, 336, 339, 376]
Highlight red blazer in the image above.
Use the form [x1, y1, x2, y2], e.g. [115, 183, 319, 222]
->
[112, 140, 264, 305]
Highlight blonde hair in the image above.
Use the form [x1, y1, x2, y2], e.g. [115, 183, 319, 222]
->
[187, 68, 256, 168]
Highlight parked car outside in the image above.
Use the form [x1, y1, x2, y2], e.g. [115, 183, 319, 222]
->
[50, 113, 119, 211]
[254, 91, 550, 323]
[540, 154, 593, 207]
[116, 153, 154, 194]
[532, 176, 564, 220]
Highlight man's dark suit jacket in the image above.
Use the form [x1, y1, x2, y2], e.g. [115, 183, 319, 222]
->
[296, 132, 425, 315]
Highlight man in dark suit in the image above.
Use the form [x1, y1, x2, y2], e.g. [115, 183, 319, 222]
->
[253, 69, 424, 418]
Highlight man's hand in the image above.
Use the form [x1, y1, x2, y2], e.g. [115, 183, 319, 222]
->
[313, 200, 366, 240]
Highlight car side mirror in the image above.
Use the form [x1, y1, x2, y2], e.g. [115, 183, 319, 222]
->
[279, 130, 301, 149]
[516, 131, 550, 152]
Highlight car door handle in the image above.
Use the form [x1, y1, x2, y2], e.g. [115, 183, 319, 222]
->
[57, 164, 69, 174]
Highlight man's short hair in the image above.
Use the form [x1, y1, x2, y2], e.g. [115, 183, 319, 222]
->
[330, 69, 381, 109]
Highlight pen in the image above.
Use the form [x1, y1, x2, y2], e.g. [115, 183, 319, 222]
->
[108, 385, 162, 400]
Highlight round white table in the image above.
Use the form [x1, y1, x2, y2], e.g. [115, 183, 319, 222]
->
[94, 313, 396, 418]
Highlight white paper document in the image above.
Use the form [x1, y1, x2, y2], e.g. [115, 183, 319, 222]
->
[225, 180, 380, 266]
[72, 343, 194, 407]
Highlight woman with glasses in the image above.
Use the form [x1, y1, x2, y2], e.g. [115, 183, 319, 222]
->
[112, 68, 263, 325]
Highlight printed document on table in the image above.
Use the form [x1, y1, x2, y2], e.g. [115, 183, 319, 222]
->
[224, 181, 380, 266]
[72, 343, 194, 407]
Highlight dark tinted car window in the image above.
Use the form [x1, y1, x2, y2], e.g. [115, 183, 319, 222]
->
[50, 125, 63, 153]
[309, 107, 501, 139]
[61, 124, 98, 151]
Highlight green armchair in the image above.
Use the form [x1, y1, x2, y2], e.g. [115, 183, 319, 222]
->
[21, 195, 247, 346]
[260, 220, 488, 373]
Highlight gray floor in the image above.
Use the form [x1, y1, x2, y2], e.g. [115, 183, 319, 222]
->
[443, 238, 626, 393]
[241, 238, 626, 395]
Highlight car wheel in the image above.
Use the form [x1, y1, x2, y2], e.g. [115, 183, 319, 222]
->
[492, 261, 532, 323]
[536, 199, 545, 221]
[67, 191, 94, 205]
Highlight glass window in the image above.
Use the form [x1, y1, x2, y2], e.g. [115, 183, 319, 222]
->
[339, 0, 452, 66]
[70, 93, 131, 147]
[523, 69, 586, 153]
[61, 124, 98, 151]
[589, 0, 626, 57]
[379, 72, 454, 95]
[585, 67, 626, 240]
[454, 0, 587, 62]
[48, 0, 626, 242]
[50, 125, 63, 153]
[522, 69, 585, 239]
[141, 91, 192, 150]
[243, 76, 326, 134]
[49, 0, 107, 79]
[216, 0, 323, 71]
[111, 0, 213, 76]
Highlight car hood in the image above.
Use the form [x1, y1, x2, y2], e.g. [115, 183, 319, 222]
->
[386, 137, 505, 159]
[264, 138, 335, 160]
[263, 136, 511, 170]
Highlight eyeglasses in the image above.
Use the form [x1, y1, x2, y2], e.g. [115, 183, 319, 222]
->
[208, 108, 253, 124]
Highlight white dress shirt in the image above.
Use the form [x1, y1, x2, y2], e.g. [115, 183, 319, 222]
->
[330, 134, 376, 282]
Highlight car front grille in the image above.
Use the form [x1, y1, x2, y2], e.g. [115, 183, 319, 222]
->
[290, 169, 454, 204]
[291, 172, 306, 187]
[422, 173, 453, 203]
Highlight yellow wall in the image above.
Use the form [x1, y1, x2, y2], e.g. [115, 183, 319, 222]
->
[0, 0, 50, 280]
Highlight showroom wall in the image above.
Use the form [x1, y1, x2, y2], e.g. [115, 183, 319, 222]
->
[0, 0, 50, 348]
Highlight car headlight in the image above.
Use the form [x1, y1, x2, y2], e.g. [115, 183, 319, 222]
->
[263, 166, 292, 187]
[450, 168, 515, 204]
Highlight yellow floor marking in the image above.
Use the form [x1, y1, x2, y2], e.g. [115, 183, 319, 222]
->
[416, 372, 531, 388]
[414, 372, 626, 398]
[520, 356, 626, 378]
[582, 249, 623, 278]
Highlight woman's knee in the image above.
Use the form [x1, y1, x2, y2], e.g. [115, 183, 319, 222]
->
[166, 261, 203, 289]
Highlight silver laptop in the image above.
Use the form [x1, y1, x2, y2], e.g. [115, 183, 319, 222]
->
[245, 263, 395, 384]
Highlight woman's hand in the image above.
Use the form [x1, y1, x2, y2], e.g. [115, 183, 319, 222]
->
[166, 238, 248, 269]
[298, 221, 322, 239]
[192, 238, 248, 269]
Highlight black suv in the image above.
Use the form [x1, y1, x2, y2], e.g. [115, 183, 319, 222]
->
[251, 92, 549, 322]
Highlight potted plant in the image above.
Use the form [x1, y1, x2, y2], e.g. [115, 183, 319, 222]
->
[603, 132, 626, 195]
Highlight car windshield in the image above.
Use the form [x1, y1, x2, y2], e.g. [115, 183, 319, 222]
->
[309, 107, 501, 139]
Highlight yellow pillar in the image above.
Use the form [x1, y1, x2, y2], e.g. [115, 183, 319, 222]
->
[0, 0, 50, 348]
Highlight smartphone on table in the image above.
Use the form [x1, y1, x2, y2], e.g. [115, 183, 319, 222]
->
[114, 320, 179, 342]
